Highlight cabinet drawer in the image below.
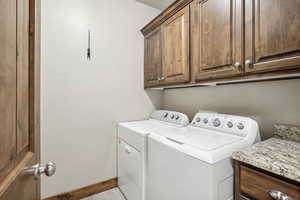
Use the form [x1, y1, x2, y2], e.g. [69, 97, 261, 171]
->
[240, 166, 300, 200]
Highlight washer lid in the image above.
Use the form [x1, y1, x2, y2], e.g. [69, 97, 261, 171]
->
[166, 127, 242, 151]
[148, 126, 253, 164]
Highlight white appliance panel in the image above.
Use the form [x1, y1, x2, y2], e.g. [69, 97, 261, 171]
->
[118, 139, 143, 200]
[147, 137, 234, 200]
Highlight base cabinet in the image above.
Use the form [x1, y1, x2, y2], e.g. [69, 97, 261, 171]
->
[235, 162, 300, 200]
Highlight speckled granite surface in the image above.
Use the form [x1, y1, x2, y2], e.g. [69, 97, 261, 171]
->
[232, 137, 300, 182]
[274, 124, 300, 142]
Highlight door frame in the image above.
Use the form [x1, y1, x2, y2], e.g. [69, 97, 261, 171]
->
[29, 0, 41, 197]
[0, 0, 41, 198]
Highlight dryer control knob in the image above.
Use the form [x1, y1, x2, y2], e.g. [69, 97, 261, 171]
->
[227, 121, 233, 128]
[170, 114, 175, 119]
[175, 115, 180, 120]
[203, 118, 209, 124]
[237, 122, 245, 130]
[163, 112, 168, 118]
[213, 119, 221, 127]
[196, 117, 201, 122]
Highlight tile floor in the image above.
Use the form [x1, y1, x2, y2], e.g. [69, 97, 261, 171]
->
[81, 188, 126, 200]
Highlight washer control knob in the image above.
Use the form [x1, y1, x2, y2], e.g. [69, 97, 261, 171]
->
[227, 121, 234, 128]
[175, 115, 180, 120]
[170, 114, 175, 119]
[203, 118, 209, 124]
[163, 112, 168, 118]
[237, 122, 245, 130]
[196, 117, 201, 123]
[213, 119, 221, 127]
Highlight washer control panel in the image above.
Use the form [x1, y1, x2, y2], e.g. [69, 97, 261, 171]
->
[191, 112, 258, 137]
[150, 110, 189, 126]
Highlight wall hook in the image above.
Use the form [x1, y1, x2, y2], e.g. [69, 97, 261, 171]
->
[87, 29, 91, 60]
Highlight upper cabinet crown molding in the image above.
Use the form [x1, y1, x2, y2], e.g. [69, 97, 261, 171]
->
[141, 0, 193, 36]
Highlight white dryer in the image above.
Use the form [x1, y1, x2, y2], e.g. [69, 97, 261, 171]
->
[117, 110, 189, 200]
[147, 112, 260, 200]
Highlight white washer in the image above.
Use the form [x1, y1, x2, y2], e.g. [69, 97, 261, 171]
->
[147, 112, 261, 200]
[117, 110, 189, 200]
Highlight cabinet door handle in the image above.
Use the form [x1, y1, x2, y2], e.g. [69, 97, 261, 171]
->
[234, 62, 241, 69]
[268, 190, 293, 200]
[161, 77, 165, 80]
[245, 59, 253, 68]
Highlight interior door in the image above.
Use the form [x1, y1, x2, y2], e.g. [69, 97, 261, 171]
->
[190, 0, 243, 81]
[245, 0, 300, 73]
[161, 6, 190, 85]
[0, 0, 42, 199]
[144, 27, 162, 88]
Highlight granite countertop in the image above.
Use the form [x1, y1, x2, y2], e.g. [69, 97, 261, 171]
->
[232, 124, 300, 183]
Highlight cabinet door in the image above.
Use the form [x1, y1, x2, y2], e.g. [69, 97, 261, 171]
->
[161, 6, 190, 85]
[245, 0, 300, 73]
[144, 28, 162, 88]
[190, 0, 243, 81]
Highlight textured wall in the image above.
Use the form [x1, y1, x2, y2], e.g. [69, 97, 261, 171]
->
[41, 0, 161, 197]
[163, 79, 300, 139]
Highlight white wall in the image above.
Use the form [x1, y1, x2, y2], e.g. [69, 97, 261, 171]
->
[163, 79, 300, 139]
[41, 0, 161, 198]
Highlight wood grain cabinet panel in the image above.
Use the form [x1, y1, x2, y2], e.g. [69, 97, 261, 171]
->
[144, 28, 162, 88]
[190, 0, 243, 81]
[0, 0, 40, 198]
[0, 0, 17, 180]
[17, 0, 30, 154]
[245, 0, 300, 73]
[161, 6, 190, 85]
[142, 0, 300, 88]
[235, 162, 300, 200]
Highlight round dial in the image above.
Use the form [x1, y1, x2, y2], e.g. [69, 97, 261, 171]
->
[237, 122, 245, 130]
[203, 118, 209, 124]
[163, 112, 168, 118]
[213, 119, 221, 127]
[195, 117, 201, 123]
[227, 121, 233, 128]
[170, 114, 175, 119]
[175, 115, 180, 120]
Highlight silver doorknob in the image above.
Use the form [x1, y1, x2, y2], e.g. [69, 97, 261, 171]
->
[268, 190, 293, 200]
[24, 162, 56, 179]
[234, 62, 241, 68]
[245, 59, 253, 68]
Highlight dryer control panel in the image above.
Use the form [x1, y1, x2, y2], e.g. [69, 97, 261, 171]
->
[150, 110, 189, 126]
[191, 112, 259, 138]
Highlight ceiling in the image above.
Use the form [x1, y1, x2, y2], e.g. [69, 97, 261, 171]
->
[136, 0, 176, 10]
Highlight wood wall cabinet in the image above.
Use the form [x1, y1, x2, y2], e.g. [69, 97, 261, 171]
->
[161, 6, 190, 85]
[141, 0, 300, 88]
[190, 0, 243, 81]
[235, 162, 300, 200]
[245, 0, 300, 73]
[143, 5, 190, 88]
[144, 27, 162, 88]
